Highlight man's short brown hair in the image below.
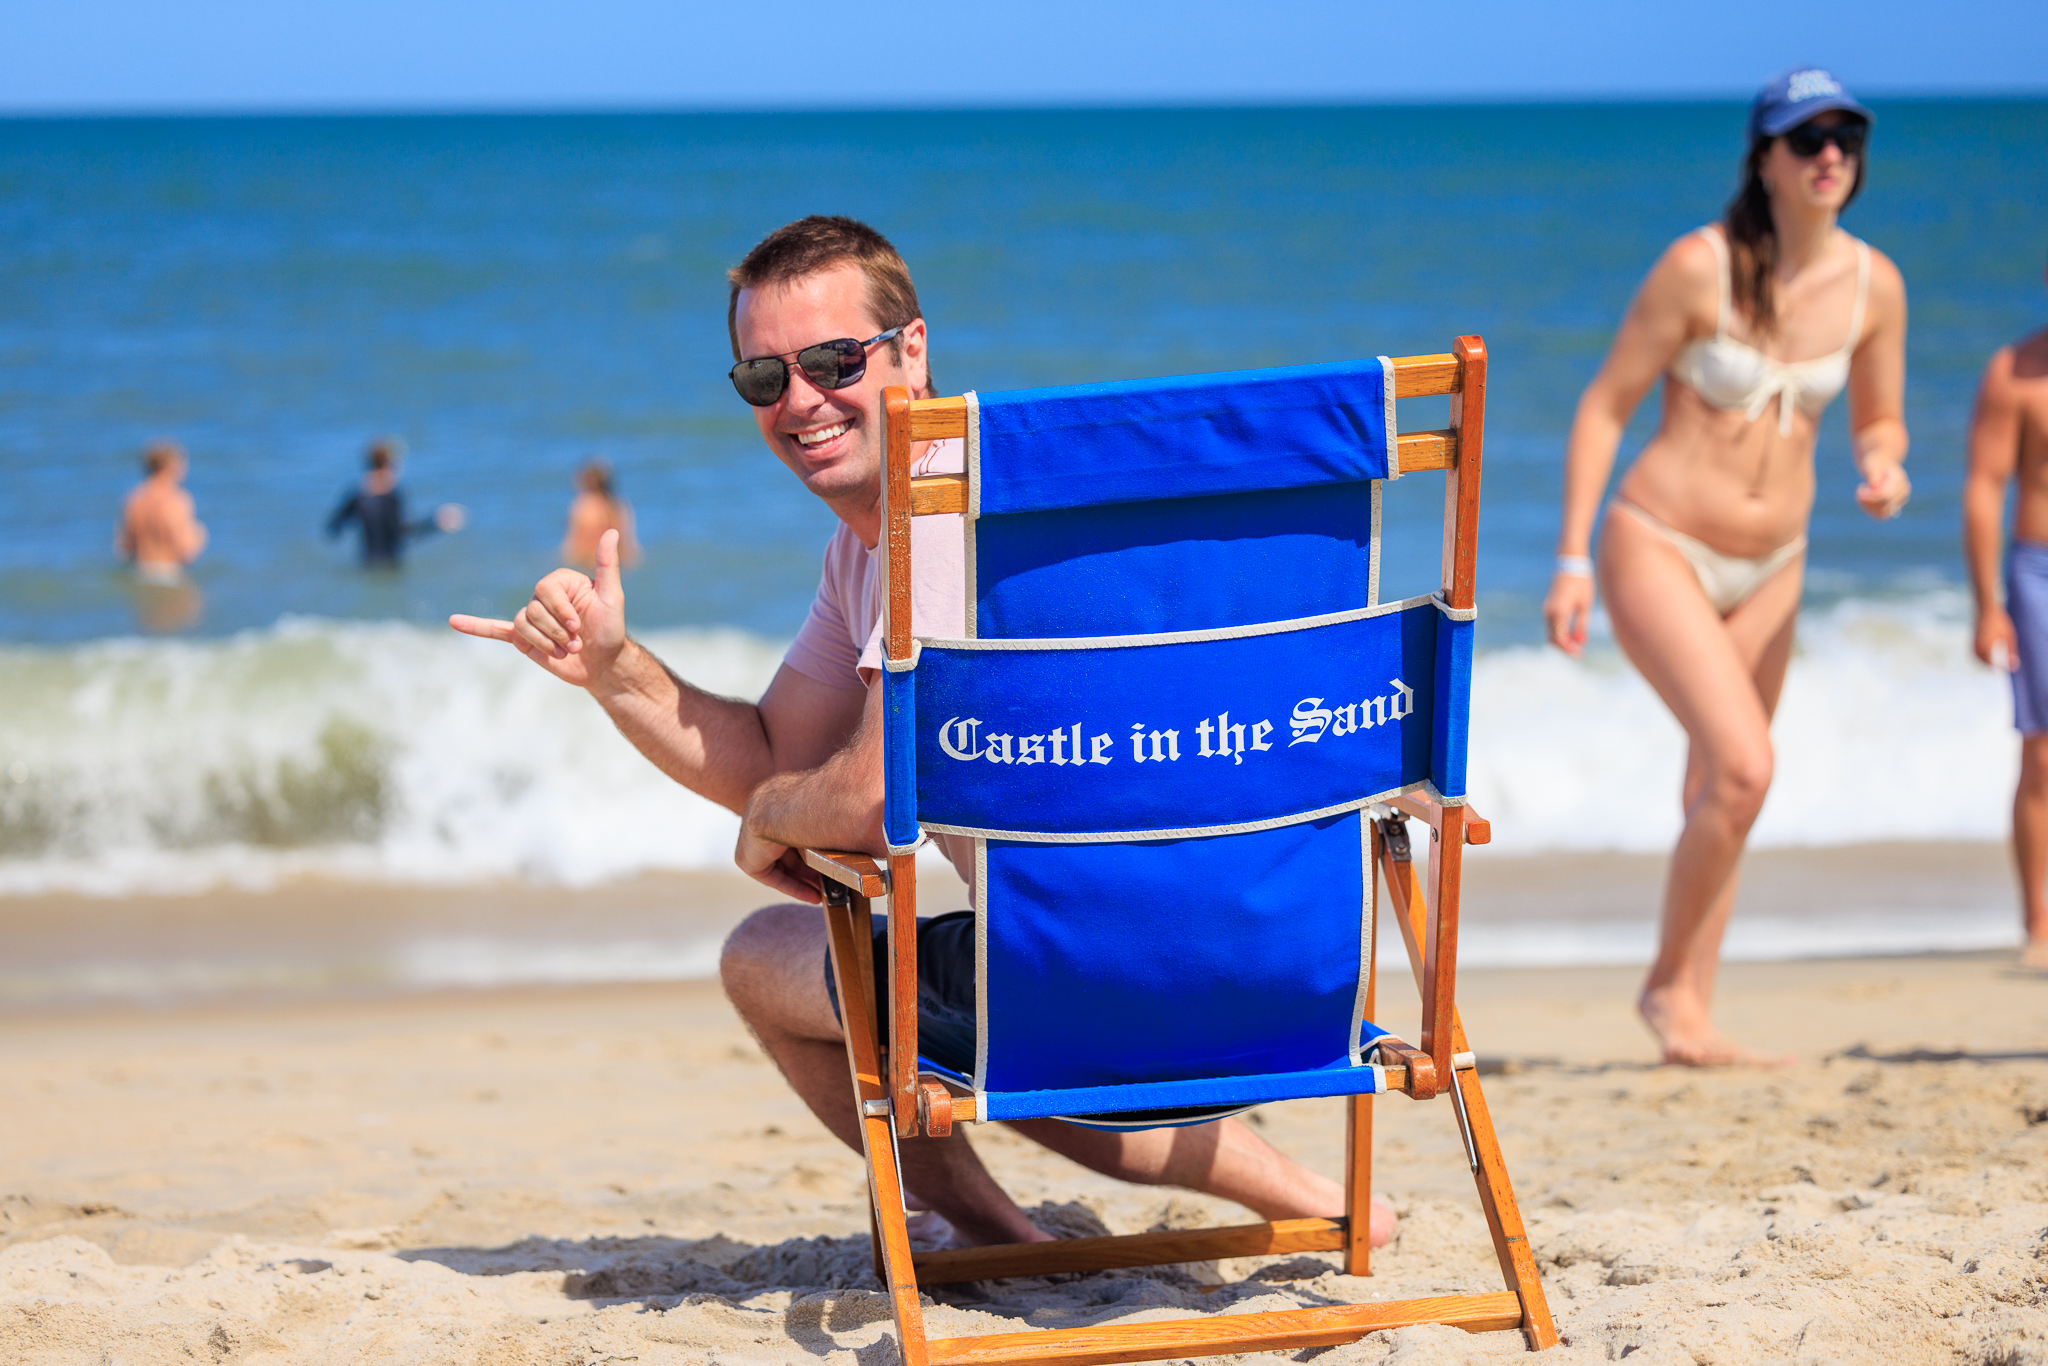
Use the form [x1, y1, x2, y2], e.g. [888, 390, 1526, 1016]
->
[142, 439, 183, 475]
[726, 216, 924, 372]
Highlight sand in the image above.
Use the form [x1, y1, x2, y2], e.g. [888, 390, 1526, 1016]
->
[6, 901, 2048, 1366]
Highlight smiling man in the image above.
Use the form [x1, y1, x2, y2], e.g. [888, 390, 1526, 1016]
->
[450, 215, 1389, 1249]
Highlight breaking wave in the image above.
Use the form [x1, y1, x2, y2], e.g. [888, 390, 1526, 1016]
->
[0, 591, 2018, 895]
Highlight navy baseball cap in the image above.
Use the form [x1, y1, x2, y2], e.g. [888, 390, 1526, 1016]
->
[1748, 68, 1874, 142]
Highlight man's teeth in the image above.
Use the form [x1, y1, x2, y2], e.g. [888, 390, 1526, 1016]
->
[795, 422, 850, 447]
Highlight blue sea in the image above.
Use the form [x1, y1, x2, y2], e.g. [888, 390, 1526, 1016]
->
[1, 101, 2044, 920]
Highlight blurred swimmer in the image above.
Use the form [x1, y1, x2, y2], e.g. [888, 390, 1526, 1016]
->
[326, 438, 466, 567]
[115, 440, 208, 584]
[561, 458, 640, 570]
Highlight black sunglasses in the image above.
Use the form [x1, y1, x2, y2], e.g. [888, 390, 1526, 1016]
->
[1782, 119, 1868, 159]
[728, 326, 905, 407]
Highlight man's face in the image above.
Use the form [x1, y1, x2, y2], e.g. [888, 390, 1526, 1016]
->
[733, 261, 928, 513]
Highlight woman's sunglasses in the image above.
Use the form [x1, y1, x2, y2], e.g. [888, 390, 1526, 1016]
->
[728, 326, 904, 407]
[1783, 119, 1868, 159]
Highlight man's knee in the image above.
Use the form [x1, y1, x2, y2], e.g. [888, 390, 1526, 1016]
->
[2021, 736, 2048, 793]
[720, 902, 828, 1019]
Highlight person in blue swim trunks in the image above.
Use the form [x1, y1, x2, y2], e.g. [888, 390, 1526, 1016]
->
[1963, 257, 2048, 969]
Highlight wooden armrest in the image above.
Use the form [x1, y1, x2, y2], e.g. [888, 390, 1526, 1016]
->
[1372, 1036, 1439, 1100]
[801, 848, 889, 898]
[1387, 793, 1490, 845]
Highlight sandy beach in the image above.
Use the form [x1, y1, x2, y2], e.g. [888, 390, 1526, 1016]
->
[6, 866, 2047, 1365]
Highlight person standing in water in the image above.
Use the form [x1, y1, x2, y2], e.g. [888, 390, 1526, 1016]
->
[116, 439, 208, 583]
[1962, 258, 2048, 970]
[326, 438, 465, 566]
[1541, 68, 1911, 1065]
[561, 458, 640, 570]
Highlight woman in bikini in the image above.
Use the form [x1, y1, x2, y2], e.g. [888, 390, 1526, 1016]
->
[1543, 68, 1911, 1066]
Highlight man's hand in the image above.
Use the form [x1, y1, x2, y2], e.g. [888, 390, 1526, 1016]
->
[449, 529, 628, 689]
[735, 822, 824, 904]
[1856, 459, 1911, 520]
[1977, 606, 2021, 673]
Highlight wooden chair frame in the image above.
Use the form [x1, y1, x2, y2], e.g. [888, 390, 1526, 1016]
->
[802, 338, 1557, 1364]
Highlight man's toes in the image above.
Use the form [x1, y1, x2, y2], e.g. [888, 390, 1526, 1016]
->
[1369, 1193, 1396, 1249]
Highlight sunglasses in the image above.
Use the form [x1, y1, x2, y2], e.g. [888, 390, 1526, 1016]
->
[1782, 119, 1867, 159]
[728, 326, 905, 407]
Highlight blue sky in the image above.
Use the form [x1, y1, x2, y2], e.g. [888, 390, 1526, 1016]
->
[3, 0, 2043, 112]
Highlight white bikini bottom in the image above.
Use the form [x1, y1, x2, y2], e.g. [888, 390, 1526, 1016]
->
[1611, 498, 1805, 615]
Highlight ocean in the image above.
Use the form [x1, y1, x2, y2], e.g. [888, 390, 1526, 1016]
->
[2, 102, 2044, 994]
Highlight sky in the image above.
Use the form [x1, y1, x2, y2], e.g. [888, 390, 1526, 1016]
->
[3, 0, 2044, 113]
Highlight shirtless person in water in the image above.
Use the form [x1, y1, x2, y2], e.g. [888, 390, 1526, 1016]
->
[116, 440, 208, 582]
[1962, 260, 2048, 969]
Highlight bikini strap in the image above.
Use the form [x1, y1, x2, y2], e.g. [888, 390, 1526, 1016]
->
[1841, 236, 1871, 355]
[1697, 226, 1733, 339]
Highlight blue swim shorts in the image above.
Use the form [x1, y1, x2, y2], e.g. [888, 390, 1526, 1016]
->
[2009, 540, 2048, 735]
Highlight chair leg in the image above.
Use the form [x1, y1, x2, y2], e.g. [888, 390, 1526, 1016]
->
[1380, 837, 1558, 1350]
[1343, 1094, 1375, 1277]
[823, 886, 931, 1365]
[1445, 1061, 1558, 1349]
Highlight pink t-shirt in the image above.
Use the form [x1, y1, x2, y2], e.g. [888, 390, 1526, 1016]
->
[782, 438, 967, 689]
[781, 438, 973, 887]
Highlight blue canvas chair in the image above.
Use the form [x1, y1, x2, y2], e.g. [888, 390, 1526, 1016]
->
[803, 337, 1557, 1364]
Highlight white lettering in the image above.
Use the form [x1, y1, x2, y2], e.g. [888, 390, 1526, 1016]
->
[938, 716, 982, 761]
[1048, 728, 1068, 765]
[1332, 703, 1357, 737]
[1147, 729, 1180, 762]
[1017, 734, 1045, 765]
[1196, 717, 1215, 756]
[1219, 712, 1246, 766]
[1250, 719, 1273, 752]
[1290, 698, 1332, 745]
[1389, 677, 1413, 721]
[1129, 723, 1148, 763]
[984, 733, 1013, 764]
[1089, 733, 1114, 765]
[1360, 695, 1386, 729]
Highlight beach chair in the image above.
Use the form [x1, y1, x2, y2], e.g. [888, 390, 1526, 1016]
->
[802, 336, 1557, 1364]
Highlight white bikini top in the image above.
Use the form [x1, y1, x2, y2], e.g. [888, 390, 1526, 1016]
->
[1668, 225, 1870, 435]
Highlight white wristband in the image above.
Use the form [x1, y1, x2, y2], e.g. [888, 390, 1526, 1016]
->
[1555, 554, 1594, 578]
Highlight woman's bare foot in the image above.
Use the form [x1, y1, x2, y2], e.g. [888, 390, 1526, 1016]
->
[2021, 938, 2048, 972]
[1639, 984, 1792, 1068]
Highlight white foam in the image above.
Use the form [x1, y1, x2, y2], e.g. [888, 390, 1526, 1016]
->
[1468, 590, 2016, 853]
[0, 593, 2022, 895]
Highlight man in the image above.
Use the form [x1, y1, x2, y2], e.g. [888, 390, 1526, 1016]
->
[1964, 259, 2048, 970]
[450, 215, 1391, 1248]
[327, 438, 464, 566]
[116, 439, 207, 583]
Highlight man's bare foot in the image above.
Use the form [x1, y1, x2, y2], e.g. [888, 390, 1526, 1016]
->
[2021, 938, 2048, 971]
[905, 1210, 962, 1249]
[1639, 984, 1792, 1068]
[1369, 1193, 1396, 1249]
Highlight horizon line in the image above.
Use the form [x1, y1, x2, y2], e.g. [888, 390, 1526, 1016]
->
[3, 87, 2044, 122]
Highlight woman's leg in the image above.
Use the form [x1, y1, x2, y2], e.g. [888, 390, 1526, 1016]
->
[1599, 511, 1801, 1064]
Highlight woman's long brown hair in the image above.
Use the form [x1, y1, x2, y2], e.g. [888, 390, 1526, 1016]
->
[1721, 129, 1867, 338]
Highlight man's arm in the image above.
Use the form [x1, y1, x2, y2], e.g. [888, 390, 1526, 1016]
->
[735, 679, 886, 902]
[1964, 345, 2022, 670]
[451, 530, 867, 814]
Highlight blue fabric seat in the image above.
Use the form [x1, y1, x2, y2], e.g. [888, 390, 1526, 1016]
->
[880, 357, 1473, 1125]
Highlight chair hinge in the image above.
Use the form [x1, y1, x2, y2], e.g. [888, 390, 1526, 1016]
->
[861, 1099, 890, 1118]
[1377, 814, 1412, 865]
